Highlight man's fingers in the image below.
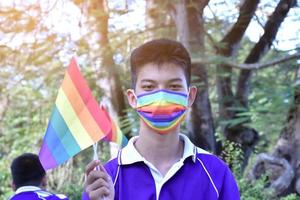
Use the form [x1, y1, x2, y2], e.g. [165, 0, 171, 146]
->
[85, 160, 101, 176]
[84, 160, 114, 200]
[86, 170, 109, 186]
[99, 164, 108, 173]
[99, 163, 113, 184]
[86, 178, 110, 194]
[88, 186, 110, 200]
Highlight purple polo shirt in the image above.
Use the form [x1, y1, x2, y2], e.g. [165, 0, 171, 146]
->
[83, 135, 240, 200]
[9, 186, 69, 200]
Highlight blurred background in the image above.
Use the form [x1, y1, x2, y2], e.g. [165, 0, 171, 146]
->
[0, 0, 300, 199]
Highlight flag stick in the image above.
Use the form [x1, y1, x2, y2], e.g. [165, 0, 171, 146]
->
[93, 143, 100, 171]
[93, 143, 109, 200]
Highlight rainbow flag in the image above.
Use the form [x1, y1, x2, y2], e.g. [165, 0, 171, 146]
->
[39, 57, 112, 170]
[104, 116, 128, 148]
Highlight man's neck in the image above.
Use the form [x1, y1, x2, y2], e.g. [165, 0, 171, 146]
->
[135, 124, 184, 176]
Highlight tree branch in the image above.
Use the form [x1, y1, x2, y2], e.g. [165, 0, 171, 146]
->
[203, 29, 219, 51]
[192, 52, 300, 69]
[236, 0, 298, 106]
[219, 0, 260, 55]
[225, 52, 300, 70]
[216, 0, 260, 121]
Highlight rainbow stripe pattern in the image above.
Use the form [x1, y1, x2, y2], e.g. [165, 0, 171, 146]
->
[104, 117, 128, 148]
[136, 89, 188, 133]
[39, 57, 112, 170]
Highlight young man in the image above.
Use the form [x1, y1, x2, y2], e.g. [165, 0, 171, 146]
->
[83, 39, 240, 200]
[9, 153, 69, 200]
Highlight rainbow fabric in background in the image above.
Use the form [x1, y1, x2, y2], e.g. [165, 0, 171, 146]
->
[39, 57, 115, 170]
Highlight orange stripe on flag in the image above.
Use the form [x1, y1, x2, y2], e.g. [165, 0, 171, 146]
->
[61, 73, 105, 142]
[67, 58, 112, 135]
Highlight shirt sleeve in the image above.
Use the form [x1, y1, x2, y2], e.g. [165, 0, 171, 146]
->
[219, 166, 240, 200]
[81, 191, 90, 200]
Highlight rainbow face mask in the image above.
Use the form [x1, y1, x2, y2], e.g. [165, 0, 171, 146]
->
[136, 89, 188, 134]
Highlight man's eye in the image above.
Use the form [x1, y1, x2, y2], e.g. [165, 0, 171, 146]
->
[169, 85, 182, 90]
[142, 85, 154, 91]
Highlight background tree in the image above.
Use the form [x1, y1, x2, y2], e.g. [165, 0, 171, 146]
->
[167, 0, 217, 153]
[206, 0, 298, 176]
[250, 63, 300, 195]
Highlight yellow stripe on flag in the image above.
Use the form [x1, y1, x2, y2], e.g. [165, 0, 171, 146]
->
[56, 88, 94, 149]
[62, 73, 105, 142]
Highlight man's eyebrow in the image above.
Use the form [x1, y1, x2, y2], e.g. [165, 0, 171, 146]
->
[140, 78, 183, 83]
[168, 78, 184, 83]
[141, 79, 156, 83]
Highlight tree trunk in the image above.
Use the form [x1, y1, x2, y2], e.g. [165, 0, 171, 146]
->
[250, 65, 300, 196]
[145, 0, 160, 39]
[91, 0, 126, 119]
[145, 0, 175, 40]
[215, 0, 260, 163]
[169, 0, 216, 153]
[190, 62, 216, 152]
[217, 0, 260, 121]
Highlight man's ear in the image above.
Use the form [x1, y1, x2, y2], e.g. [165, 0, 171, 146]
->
[188, 86, 197, 107]
[126, 89, 137, 108]
[41, 176, 47, 188]
[11, 181, 16, 191]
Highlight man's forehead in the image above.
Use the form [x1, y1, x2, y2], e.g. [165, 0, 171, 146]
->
[137, 63, 186, 79]
[140, 78, 184, 83]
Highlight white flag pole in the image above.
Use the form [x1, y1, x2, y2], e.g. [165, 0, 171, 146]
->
[92, 143, 100, 170]
[93, 142, 109, 200]
[92, 100, 109, 200]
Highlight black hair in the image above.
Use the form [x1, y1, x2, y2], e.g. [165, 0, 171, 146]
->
[130, 39, 191, 89]
[10, 153, 46, 189]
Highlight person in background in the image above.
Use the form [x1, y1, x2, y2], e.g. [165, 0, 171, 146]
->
[9, 153, 69, 200]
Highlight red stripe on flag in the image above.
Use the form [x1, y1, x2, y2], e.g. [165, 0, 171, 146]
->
[67, 58, 112, 135]
[61, 73, 105, 142]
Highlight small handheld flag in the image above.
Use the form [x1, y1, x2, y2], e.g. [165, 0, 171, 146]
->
[104, 115, 128, 148]
[39, 57, 112, 170]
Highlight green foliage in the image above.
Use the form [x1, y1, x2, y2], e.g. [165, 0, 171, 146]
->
[220, 139, 300, 200]
[221, 139, 244, 172]
[238, 176, 275, 200]
[0, 163, 12, 198]
[119, 108, 140, 137]
[222, 140, 276, 200]
[280, 194, 300, 200]
[248, 61, 295, 152]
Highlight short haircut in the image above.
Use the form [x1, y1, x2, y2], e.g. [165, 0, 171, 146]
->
[10, 153, 46, 189]
[130, 39, 191, 89]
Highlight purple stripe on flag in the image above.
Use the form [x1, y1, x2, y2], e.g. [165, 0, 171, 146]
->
[39, 141, 58, 170]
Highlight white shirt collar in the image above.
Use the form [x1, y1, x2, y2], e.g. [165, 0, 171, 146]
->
[15, 186, 41, 194]
[119, 134, 201, 165]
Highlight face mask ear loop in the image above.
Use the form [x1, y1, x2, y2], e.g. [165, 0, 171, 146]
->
[187, 87, 192, 108]
[131, 89, 138, 109]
